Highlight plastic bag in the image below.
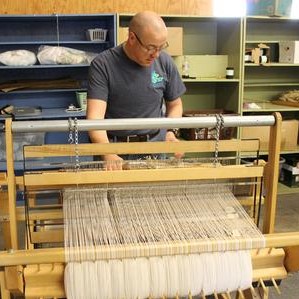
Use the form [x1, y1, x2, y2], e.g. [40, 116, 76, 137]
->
[0, 50, 37, 66]
[37, 45, 97, 65]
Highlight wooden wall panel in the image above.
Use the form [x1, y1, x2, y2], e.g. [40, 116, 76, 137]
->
[76, 0, 115, 14]
[182, 0, 213, 16]
[155, 0, 183, 15]
[115, 0, 155, 14]
[0, 0, 213, 16]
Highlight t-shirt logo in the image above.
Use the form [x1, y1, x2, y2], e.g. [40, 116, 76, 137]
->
[151, 71, 164, 87]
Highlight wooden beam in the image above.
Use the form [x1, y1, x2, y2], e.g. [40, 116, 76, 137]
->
[23, 165, 264, 188]
[23, 139, 260, 158]
[0, 191, 12, 249]
[5, 118, 18, 249]
[1, 232, 299, 266]
[30, 230, 64, 244]
[263, 113, 282, 234]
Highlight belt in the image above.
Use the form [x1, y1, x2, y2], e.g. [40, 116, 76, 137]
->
[108, 130, 160, 142]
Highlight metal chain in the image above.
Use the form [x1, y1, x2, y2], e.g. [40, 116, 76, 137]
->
[73, 118, 80, 171]
[213, 114, 224, 166]
[68, 118, 80, 170]
[68, 118, 74, 144]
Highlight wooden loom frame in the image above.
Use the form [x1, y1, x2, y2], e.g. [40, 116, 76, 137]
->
[1, 113, 299, 299]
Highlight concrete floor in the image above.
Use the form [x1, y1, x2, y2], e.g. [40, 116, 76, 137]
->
[0, 192, 298, 298]
[267, 193, 299, 299]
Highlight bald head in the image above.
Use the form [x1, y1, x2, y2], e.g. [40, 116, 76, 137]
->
[124, 11, 168, 67]
[129, 11, 167, 37]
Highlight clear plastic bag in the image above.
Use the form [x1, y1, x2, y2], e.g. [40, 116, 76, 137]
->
[37, 45, 97, 65]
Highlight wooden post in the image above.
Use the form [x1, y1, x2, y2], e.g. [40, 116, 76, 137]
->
[0, 186, 11, 249]
[263, 112, 282, 234]
[5, 118, 18, 249]
[0, 271, 10, 299]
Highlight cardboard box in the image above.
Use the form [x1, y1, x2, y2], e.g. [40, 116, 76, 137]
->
[164, 27, 183, 56]
[279, 41, 299, 64]
[117, 27, 183, 56]
[118, 27, 128, 45]
[241, 119, 299, 150]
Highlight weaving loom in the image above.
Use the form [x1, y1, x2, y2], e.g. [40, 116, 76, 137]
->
[0, 113, 299, 299]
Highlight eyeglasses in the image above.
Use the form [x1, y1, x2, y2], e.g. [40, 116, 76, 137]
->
[132, 32, 169, 54]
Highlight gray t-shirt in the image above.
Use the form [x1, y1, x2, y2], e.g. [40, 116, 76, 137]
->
[87, 45, 186, 136]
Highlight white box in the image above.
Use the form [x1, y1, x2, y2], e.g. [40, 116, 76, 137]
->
[282, 163, 299, 175]
[279, 41, 299, 64]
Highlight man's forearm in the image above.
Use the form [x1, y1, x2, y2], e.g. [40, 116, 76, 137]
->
[166, 98, 183, 118]
[89, 130, 109, 144]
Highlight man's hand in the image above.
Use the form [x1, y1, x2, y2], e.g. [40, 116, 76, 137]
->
[102, 154, 123, 170]
[165, 131, 184, 159]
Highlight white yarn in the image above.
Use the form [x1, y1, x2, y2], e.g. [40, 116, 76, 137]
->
[189, 254, 203, 296]
[63, 185, 259, 298]
[175, 254, 190, 297]
[96, 260, 111, 299]
[225, 251, 239, 292]
[164, 255, 179, 297]
[202, 253, 217, 295]
[238, 250, 253, 290]
[64, 262, 86, 299]
[73, 262, 85, 299]
[215, 251, 228, 293]
[82, 262, 98, 299]
[137, 257, 150, 299]
[110, 259, 125, 299]
[64, 262, 74, 299]
[65, 251, 253, 299]
[123, 258, 139, 299]
[149, 256, 167, 298]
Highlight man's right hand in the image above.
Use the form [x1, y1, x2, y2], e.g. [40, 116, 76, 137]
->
[102, 154, 123, 170]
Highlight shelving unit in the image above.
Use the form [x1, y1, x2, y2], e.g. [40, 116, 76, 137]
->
[118, 14, 243, 113]
[242, 16, 299, 194]
[242, 17, 299, 141]
[0, 14, 116, 119]
[242, 17, 299, 120]
[0, 14, 116, 170]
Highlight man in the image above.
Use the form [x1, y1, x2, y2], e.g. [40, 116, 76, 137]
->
[87, 11, 186, 170]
